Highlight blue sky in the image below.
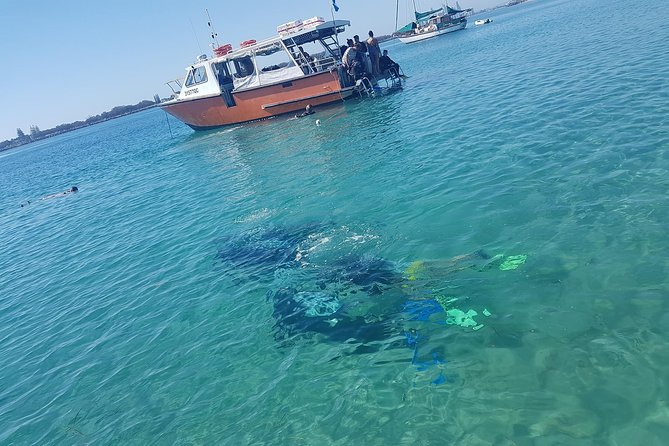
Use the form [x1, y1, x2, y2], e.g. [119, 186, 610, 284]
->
[0, 0, 503, 141]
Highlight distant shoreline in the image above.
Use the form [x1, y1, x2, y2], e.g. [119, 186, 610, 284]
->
[1, 101, 159, 154]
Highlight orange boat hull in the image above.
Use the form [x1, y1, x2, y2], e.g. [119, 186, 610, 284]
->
[161, 71, 352, 129]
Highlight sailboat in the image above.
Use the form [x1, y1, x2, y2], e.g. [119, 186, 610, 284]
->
[395, 1, 472, 44]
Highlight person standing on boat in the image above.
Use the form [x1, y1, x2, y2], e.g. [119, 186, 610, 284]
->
[353, 35, 372, 75]
[342, 39, 357, 69]
[356, 43, 370, 78]
[366, 31, 381, 75]
[344, 44, 365, 80]
[297, 46, 316, 73]
[339, 44, 349, 59]
[343, 39, 366, 79]
[353, 35, 367, 55]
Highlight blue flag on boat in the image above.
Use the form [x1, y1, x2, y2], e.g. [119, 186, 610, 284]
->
[332, 0, 340, 12]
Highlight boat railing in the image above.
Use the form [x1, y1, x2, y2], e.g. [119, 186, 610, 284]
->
[166, 79, 183, 95]
[296, 56, 340, 75]
[313, 56, 338, 72]
[355, 77, 375, 97]
[378, 67, 403, 89]
[447, 11, 469, 20]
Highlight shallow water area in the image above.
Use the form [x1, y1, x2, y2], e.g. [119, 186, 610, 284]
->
[2, 0, 669, 444]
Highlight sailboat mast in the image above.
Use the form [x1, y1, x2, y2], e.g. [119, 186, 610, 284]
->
[395, 0, 400, 31]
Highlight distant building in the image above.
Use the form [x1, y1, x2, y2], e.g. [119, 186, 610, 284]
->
[154, 94, 161, 104]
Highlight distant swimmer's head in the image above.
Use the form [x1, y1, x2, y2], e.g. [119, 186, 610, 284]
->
[69, 186, 79, 193]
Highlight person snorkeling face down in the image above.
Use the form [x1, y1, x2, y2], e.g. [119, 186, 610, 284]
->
[41, 185, 79, 200]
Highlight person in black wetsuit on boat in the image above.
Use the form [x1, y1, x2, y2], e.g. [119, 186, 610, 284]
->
[379, 50, 400, 73]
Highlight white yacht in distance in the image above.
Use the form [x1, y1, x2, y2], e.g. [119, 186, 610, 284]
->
[395, 2, 472, 44]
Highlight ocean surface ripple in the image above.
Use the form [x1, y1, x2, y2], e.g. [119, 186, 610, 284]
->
[1, 0, 669, 443]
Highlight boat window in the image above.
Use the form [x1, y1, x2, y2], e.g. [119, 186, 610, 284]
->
[184, 66, 208, 87]
[255, 43, 282, 57]
[232, 57, 255, 78]
[254, 43, 295, 73]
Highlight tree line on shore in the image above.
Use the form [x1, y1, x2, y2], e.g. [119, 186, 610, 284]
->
[1, 98, 159, 152]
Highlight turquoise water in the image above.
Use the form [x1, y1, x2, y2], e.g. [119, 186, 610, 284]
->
[2, 0, 669, 443]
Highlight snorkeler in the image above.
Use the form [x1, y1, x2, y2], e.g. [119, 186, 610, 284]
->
[42, 186, 78, 200]
[216, 224, 527, 348]
[295, 104, 314, 118]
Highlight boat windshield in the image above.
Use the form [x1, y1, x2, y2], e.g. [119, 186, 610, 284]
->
[256, 42, 283, 56]
[184, 66, 208, 87]
[228, 42, 304, 90]
[254, 43, 294, 72]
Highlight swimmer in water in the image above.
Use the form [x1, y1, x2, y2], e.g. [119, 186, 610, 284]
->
[42, 186, 78, 200]
[295, 104, 314, 118]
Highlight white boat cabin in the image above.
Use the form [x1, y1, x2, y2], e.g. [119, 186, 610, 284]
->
[166, 19, 350, 103]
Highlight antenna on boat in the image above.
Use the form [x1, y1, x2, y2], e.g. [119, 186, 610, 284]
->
[205, 9, 220, 50]
[189, 18, 204, 55]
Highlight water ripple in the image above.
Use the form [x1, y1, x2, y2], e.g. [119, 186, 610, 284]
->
[1, 0, 669, 443]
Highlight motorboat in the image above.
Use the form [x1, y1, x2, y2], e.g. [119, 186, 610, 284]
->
[161, 18, 362, 130]
[475, 19, 493, 25]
